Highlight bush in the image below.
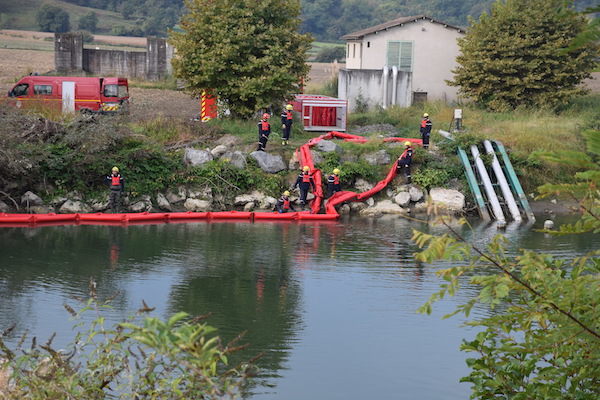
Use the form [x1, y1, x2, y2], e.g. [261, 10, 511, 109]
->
[314, 46, 345, 63]
[0, 284, 257, 399]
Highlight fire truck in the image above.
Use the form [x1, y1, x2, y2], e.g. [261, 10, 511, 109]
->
[7, 76, 129, 114]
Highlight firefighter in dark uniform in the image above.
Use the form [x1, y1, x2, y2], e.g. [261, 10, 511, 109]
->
[103, 166, 125, 213]
[420, 113, 432, 150]
[327, 168, 342, 197]
[281, 104, 293, 145]
[293, 165, 316, 211]
[257, 113, 271, 151]
[396, 141, 413, 184]
[276, 190, 295, 213]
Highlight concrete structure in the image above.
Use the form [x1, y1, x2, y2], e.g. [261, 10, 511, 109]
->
[339, 15, 465, 110]
[55, 33, 173, 80]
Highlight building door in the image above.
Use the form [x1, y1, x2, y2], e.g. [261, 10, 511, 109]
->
[62, 81, 75, 112]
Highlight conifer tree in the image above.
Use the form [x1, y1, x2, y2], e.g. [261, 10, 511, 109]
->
[449, 0, 598, 111]
[169, 0, 312, 119]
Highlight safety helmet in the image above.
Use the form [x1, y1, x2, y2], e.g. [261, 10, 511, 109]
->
[112, 166, 119, 172]
[423, 113, 429, 118]
[333, 168, 340, 175]
[283, 190, 290, 196]
[262, 113, 270, 119]
[404, 141, 411, 147]
[303, 166, 310, 172]
[286, 104, 293, 110]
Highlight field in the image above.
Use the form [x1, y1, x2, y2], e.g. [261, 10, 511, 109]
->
[1, 29, 597, 121]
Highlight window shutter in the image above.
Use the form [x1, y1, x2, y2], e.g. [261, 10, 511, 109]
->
[399, 42, 413, 71]
[387, 42, 400, 67]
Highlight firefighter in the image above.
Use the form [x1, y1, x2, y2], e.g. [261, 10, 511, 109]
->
[275, 190, 295, 213]
[327, 168, 342, 197]
[396, 141, 413, 184]
[293, 165, 316, 211]
[281, 104, 293, 145]
[103, 166, 125, 213]
[420, 113, 432, 150]
[257, 113, 271, 151]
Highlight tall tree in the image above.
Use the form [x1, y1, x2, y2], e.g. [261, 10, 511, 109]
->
[37, 5, 71, 33]
[169, 0, 312, 119]
[448, 0, 598, 111]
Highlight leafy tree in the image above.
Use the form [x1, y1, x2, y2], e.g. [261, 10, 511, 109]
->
[169, 0, 312, 119]
[314, 46, 346, 62]
[449, 0, 599, 111]
[37, 5, 71, 33]
[413, 130, 600, 398]
[77, 11, 98, 32]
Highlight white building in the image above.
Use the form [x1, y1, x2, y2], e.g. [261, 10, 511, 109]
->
[339, 15, 465, 110]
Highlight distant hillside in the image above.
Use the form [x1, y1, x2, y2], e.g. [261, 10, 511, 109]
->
[0, 0, 597, 42]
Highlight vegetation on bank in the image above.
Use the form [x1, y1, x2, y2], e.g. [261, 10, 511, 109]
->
[1, 92, 599, 210]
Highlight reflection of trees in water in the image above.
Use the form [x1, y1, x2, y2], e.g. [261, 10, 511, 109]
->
[164, 222, 304, 392]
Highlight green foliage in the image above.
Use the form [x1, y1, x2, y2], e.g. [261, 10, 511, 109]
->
[36, 4, 71, 33]
[314, 46, 346, 63]
[77, 11, 98, 31]
[0, 285, 255, 399]
[169, 0, 313, 119]
[450, 0, 599, 111]
[413, 130, 600, 398]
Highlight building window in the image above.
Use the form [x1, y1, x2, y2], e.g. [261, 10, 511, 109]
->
[353, 43, 356, 58]
[387, 41, 413, 72]
[367, 42, 370, 48]
[347, 44, 350, 58]
[34, 85, 52, 95]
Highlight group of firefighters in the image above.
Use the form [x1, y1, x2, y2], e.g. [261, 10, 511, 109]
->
[106, 109, 433, 214]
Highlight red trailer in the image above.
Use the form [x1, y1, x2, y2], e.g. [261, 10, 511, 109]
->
[290, 94, 347, 132]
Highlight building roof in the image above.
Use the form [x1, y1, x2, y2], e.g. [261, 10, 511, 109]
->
[340, 15, 465, 40]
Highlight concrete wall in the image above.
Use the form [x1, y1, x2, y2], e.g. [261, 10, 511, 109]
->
[55, 33, 171, 80]
[338, 68, 412, 111]
[344, 18, 464, 103]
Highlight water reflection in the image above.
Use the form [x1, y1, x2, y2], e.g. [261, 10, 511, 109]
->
[0, 215, 596, 399]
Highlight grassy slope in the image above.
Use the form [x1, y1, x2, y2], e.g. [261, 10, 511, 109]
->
[0, 0, 139, 34]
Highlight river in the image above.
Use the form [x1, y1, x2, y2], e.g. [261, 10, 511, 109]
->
[0, 214, 595, 399]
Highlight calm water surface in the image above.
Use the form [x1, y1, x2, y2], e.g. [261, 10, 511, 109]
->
[0, 215, 596, 399]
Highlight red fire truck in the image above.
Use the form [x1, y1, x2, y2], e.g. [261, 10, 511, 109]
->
[7, 76, 130, 114]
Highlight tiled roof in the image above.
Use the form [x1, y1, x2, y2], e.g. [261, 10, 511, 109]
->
[340, 15, 465, 40]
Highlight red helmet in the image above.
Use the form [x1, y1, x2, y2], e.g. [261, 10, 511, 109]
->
[262, 113, 270, 119]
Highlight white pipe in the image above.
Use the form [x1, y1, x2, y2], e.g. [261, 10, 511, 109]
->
[391, 65, 398, 106]
[471, 145, 506, 224]
[382, 66, 389, 109]
[483, 140, 522, 222]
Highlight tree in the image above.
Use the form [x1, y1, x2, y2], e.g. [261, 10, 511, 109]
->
[448, 0, 599, 111]
[169, 0, 312, 119]
[413, 130, 600, 398]
[77, 11, 98, 32]
[37, 5, 71, 33]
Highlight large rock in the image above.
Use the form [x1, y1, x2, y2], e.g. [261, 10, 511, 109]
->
[0, 201, 9, 212]
[359, 200, 407, 216]
[156, 193, 172, 211]
[250, 151, 287, 173]
[59, 200, 92, 214]
[429, 188, 465, 212]
[354, 178, 374, 193]
[21, 191, 43, 207]
[361, 150, 391, 166]
[394, 192, 411, 207]
[210, 145, 229, 158]
[222, 151, 247, 169]
[129, 196, 152, 213]
[184, 198, 211, 212]
[29, 205, 55, 214]
[310, 149, 324, 165]
[316, 140, 343, 154]
[166, 187, 187, 204]
[259, 196, 277, 210]
[188, 186, 213, 201]
[184, 148, 213, 167]
[409, 186, 424, 202]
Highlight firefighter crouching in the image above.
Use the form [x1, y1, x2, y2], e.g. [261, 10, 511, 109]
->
[103, 166, 125, 213]
[293, 166, 316, 211]
[276, 191, 295, 213]
[396, 141, 413, 184]
[327, 168, 342, 197]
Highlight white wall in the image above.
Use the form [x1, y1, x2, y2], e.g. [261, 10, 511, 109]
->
[338, 69, 412, 111]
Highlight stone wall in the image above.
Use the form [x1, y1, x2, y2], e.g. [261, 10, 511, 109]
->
[54, 33, 172, 80]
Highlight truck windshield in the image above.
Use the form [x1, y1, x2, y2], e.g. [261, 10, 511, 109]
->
[9, 84, 29, 97]
[104, 84, 118, 97]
